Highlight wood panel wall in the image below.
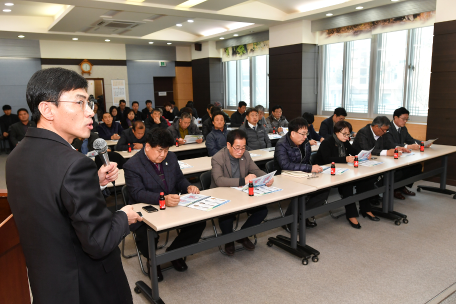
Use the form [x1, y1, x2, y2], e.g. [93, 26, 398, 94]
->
[426, 20, 456, 186]
[173, 65, 193, 110]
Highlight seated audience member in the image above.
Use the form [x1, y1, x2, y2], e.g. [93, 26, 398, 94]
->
[131, 101, 143, 121]
[120, 109, 136, 130]
[213, 101, 230, 122]
[353, 116, 422, 200]
[255, 105, 272, 132]
[116, 121, 147, 151]
[0, 104, 19, 144]
[201, 104, 213, 124]
[124, 128, 205, 281]
[170, 100, 179, 117]
[167, 112, 203, 145]
[302, 112, 324, 145]
[210, 129, 273, 256]
[117, 99, 130, 122]
[274, 117, 329, 228]
[267, 105, 288, 133]
[230, 101, 247, 127]
[202, 106, 221, 138]
[185, 101, 198, 118]
[145, 109, 168, 130]
[142, 100, 153, 120]
[72, 132, 99, 154]
[109, 106, 119, 122]
[206, 111, 228, 156]
[9, 108, 36, 148]
[315, 121, 380, 228]
[385, 107, 429, 149]
[163, 101, 175, 122]
[158, 108, 171, 126]
[98, 113, 123, 140]
[319, 107, 347, 139]
[239, 108, 271, 150]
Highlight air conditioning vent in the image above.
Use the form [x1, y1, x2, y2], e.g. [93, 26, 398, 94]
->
[105, 21, 136, 29]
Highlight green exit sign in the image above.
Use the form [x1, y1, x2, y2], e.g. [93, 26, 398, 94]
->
[159, 61, 167, 67]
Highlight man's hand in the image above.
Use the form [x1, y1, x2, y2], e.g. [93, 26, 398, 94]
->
[320, 137, 325, 142]
[387, 149, 402, 157]
[408, 144, 420, 150]
[2, 132, 8, 137]
[187, 185, 200, 194]
[111, 134, 120, 140]
[133, 143, 143, 150]
[196, 138, 203, 144]
[244, 174, 257, 184]
[367, 153, 372, 160]
[311, 165, 323, 173]
[154, 117, 161, 124]
[309, 140, 317, 146]
[98, 162, 119, 186]
[278, 127, 283, 133]
[398, 147, 411, 153]
[266, 177, 274, 187]
[120, 205, 143, 225]
[346, 156, 355, 163]
[178, 138, 186, 145]
[165, 194, 180, 207]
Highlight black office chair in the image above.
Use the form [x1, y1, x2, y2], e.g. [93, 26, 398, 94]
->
[199, 170, 257, 256]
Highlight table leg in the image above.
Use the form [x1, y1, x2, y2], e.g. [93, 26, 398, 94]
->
[134, 229, 165, 304]
[417, 155, 456, 199]
[372, 170, 403, 225]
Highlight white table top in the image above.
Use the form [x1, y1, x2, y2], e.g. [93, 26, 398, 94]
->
[132, 176, 317, 231]
[397, 144, 456, 165]
[105, 140, 118, 146]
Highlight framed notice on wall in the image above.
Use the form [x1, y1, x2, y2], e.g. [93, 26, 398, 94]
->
[111, 79, 126, 106]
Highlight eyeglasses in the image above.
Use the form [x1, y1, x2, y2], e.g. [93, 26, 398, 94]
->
[232, 146, 246, 152]
[399, 117, 410, 122]
[57, 100, 95, 111]
[379, 127, 388, 133]
[295, 131, 308, 137]
[340, 132, 351, 138]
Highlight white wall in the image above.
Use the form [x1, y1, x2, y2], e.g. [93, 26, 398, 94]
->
[40, 40, 127, 60]
[436, 0, 456, 23]
[176, 46, 192, 61]
[269, 20, 317, 48]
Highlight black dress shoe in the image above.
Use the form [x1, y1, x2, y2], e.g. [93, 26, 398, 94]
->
[347, 218, 361, 229]
[225, 242, 235, 256]
[236, 237, 255, 251]
[361, 212, 380, 221]
[306, 218, 317, 228]
[147, 260, 163, 282]
[171, 258, 188, 272]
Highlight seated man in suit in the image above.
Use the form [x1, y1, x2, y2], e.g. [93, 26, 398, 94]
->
[352, 116, 421, 200]
[9, 108, 36, 148]
[71, 132, 99, 154]
[124, 128, 206, 281]
[386, 107, 430, 150]
[302, 112, 324, 145]
[211, 129, 273, 256]
[117, 99, 130, 122]
[131, 101, 144, 121]
[142, 100, 153, 120]
[167, 112, 203, 146]
[116, 121, 147, 151]
[145, 109, 168, 130]
[230, 101, 247, 128]
[239, 107, 271, 150]
[97, 112, 123, 140]
[0, 104, 19, 146]
[267, 105, 288, 134]
[319, 107, 347, 139]
[274, 117, 329, 228]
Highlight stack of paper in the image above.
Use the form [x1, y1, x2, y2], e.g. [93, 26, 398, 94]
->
[178, 194, 229, 211]
[232, 171, 276, 190]
[178, 161, 193, 169]
[268, 134, 282, 139]
[423, 138, 437, 146]
[280, 170, 313, 178]
[249, 153, 260, 157]
[183, 135, 203, 144]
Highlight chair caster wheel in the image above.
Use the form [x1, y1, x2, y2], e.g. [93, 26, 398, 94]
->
[134, 287, 141, 294]
[395, 220, 401, 226]
[402, 218, 409, 224]
[267, 241, 273, 247]
[417, 187, 421, 192]
[302, 259, 308, 265]
[312, 256, 319, 263]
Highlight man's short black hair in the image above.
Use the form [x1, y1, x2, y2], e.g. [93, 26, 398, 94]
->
[238, 101, 247, 108]
[334, 121, 352, 134]
[211, 111, 225, 122]
[270, 105, 283, 113]
[227, 129, 247, 146]
[186, 101, 194, 108]
[2, 105, 11, 111]
[288, 117, 309, 133]
[393, 107, 410, 118]
[302, 112, 315, 124]
[207, 104, 214, 110]
[170, 101, 176, 105]
[119, 99, 126, 105]
[180, 107, 193, 116]
[145, 100, 152, 105]
[132, 121, 145, 131]
[17, 108, 29, 115]
[245, 108, 258, 116]
[152, 108, 161, 114]
[26, 67, 88, 123]
[146, 128, 174, 148]
[211, 106, 221, 115]
[132, 101, 139, 106]
[334, 107, 347, 117]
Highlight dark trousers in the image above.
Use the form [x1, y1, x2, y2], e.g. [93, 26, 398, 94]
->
[134, 221, 206, 259]
[219, 206, 268, 235]
[338, 176, 377, 218]
[394, 164, 422, 189]
[284, 189, 331, 217]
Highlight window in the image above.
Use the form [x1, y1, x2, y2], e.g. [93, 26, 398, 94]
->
[224, 55, 269, 109]
[319, 26, 434, 120]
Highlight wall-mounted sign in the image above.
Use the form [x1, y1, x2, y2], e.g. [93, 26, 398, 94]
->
[159, 61, 167, 67]
[158, 92, 167, 96]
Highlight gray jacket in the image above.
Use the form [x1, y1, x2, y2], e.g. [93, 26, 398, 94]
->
[244, 116, 272, 133]
[267, 115, 289, 131]
[167, 117, 202, 140]
[239, 122, 271, 150]
[210, 147, 265, 188]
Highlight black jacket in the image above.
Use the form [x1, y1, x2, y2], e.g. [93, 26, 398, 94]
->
[71, 132, 99, 153]
[145, 116, 168, 130]
[9, 121, 36, 146]
[6, 128, 131, 304]
[133, 110, 143, 121]
[97, 122, 123, 140]
[163, 110, 175, 122]
[319, 116, 334, 139]
[202, 118, 214, 138]
[116, 107, 130, 122]
[384, 121, 419, 147]
[315, 135, 360, 165]
[141, 108, 152, 120]
[116, 128, 147, 151]
[0, 113, 19, 134]
[230, 110, 246, 128]
[352, 124, 392, 156]
[274, 133, 312, 174]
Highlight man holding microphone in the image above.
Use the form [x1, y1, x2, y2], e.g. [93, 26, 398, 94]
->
[6, 68, 142, 304]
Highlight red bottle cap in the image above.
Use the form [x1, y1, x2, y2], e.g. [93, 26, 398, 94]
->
[160, 192, 164, 195]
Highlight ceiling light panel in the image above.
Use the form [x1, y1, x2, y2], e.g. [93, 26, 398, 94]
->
[176, 0, 207, 8]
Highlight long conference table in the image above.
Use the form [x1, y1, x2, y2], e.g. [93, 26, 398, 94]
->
[127, 144, 456, 303]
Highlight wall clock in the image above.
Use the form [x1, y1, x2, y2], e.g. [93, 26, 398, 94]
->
[79, 59, 93, 76]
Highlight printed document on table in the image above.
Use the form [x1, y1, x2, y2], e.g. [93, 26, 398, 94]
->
[232, 171, 276, 190]
[400, 152, 415, 158]
[358, 148, 374, 160]
[178, 160, 193, 169]
[249, 153, 261, 157]
[178, 194, 210, 207]
[423, 138, 438, 146]
[261, 147, 275, 152]
[268, 134, 282, 139]
[187, 197, 230, 211]
[358, 160, 383, 167]
[281, 170, 313, 178]
[321, 167, 349, 175]
[241, 186, 283, 196]
[184, 135, 203, 144]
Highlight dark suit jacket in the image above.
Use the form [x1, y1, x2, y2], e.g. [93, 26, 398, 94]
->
[352, 124, 391, 156]
[116, 128, 146, 151]
[0, 113, 19, 134]
[319, 116, 334, 139]
[230, 110, 246, 128]
[97, 121, 123, 140]
[315, 135, 360, 165]
[124, 149, 190, 206]
[145, 116, 168, 130]
[6, 128, 131, 304]
[384, 121, 419, 147]
[9, 121, 36, 146]
[142, 108, 152, 120]
[116, 106, 130, 121]
[202, 118, 214, 138]
[71, 132, 99, 152]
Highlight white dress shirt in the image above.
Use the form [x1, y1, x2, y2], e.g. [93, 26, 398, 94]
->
[370, 126, 387, 156]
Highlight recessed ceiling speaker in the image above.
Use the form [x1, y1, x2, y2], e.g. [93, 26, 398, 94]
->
[195, 43, 202, 51]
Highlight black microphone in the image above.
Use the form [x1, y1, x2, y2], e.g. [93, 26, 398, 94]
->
[93, 138, 110, 166]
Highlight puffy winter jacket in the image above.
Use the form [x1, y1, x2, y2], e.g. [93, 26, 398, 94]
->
[206, 125, 228, 156]
[274, 133, 312, 174]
